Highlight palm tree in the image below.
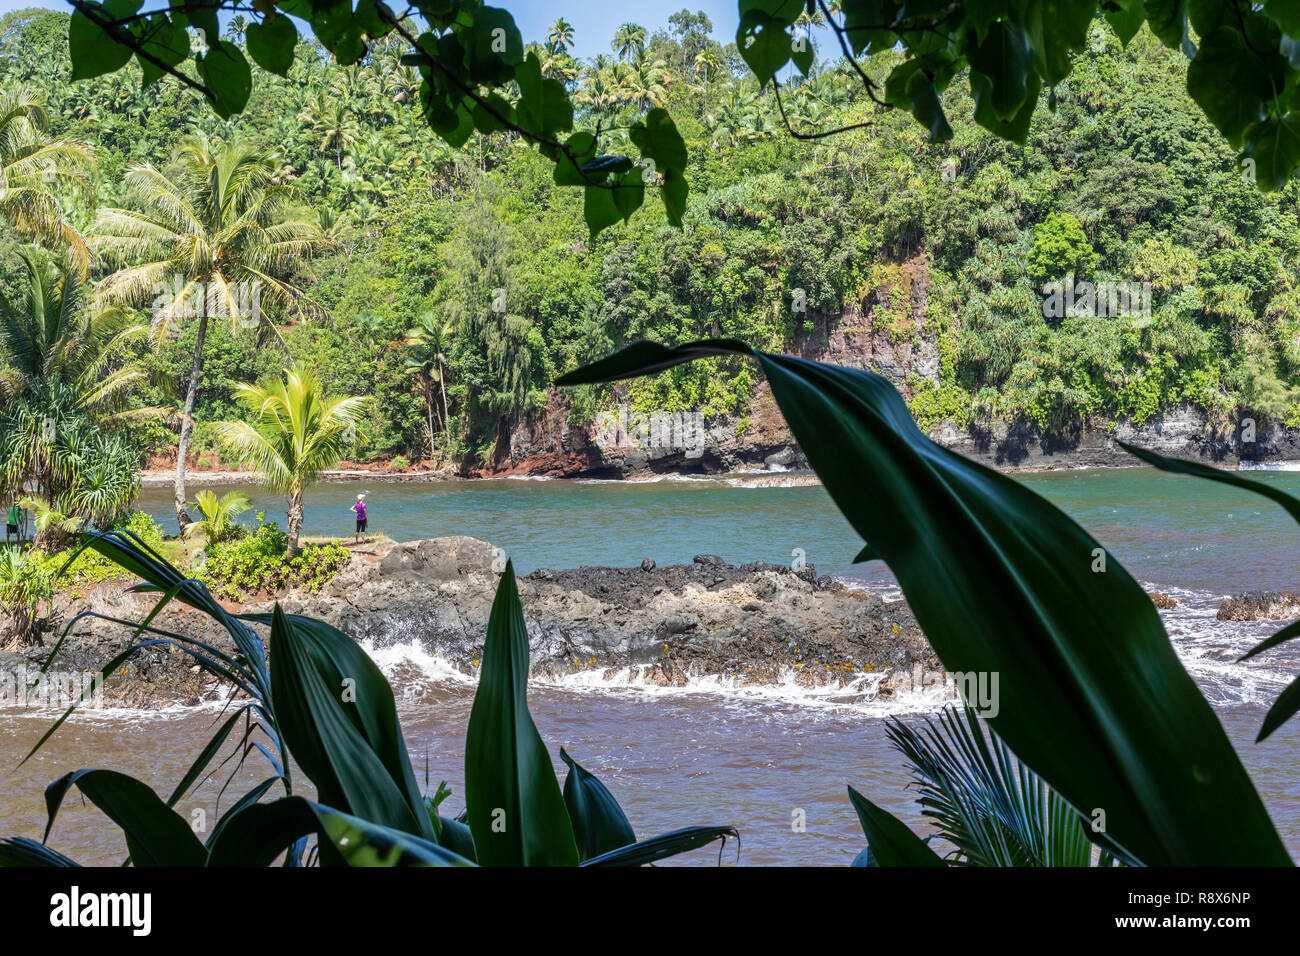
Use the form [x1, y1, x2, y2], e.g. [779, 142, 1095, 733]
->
[544, 17, 574, 54]
[184, 489, 251, 545]
[404, 312, 455, 458]
[612, 23, 646, 62]
[0, 249, 147, 413]
[693, 48, 723, 88]
[213, 365, 366, 558]
[89, 137, 335, 531]
[0, 87, 96, 274]
[851, 706, 1117, 866]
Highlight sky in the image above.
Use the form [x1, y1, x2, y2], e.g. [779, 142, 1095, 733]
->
[0, 1, 745, 58]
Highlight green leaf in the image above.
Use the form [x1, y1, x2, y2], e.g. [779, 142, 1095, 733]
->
[1243, 114, 1300, 190]
[560, 748, 636, 860]
[558, 341, 1292, 866]
[584, 184, 622, 239]
[905, 70, 954, 142]
[69, 1, 139, 82]
[612, 165, 646, 223]
[1145, 0, 1190, 49]
[580, 826, 740, 866]
[464, 5, 522, 84]
[1018, 0, 1095, 86]
[198, 40, 253, 119]
[965, 21, 1031, 121]
[464, 562, 580, 866]
[261, 606, 433, 838]
[0, 838, 80, 867]
[554, 132, 599, 186]
[736, 7, 798, 86]
[135, 13, 189, 89]
[1118, 440, 1300, 740]
[847, 786, 946, 866]
[629, 107, 688, 175]
[1104, 0, 1147, 45]
[1259, 675, 1300, 743]
[44, 770, 206, 867]
[1266, 0, 1300, 36]
[207, 797, 473, 866]
[246, 13, 297, 77]
[1187, 27, 1280, 147]
[971, 70, 1039, 143]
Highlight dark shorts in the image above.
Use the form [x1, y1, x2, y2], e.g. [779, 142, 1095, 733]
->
[356, 519, 367, 532]
[5, 525, 17, 535]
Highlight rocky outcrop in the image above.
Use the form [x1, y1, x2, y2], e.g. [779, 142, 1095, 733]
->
[10, 537, 935, 708]
[1217, 591, 1300, 622]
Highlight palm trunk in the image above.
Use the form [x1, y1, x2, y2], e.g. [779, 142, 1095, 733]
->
[426, 383, 436, 461]
[174, 314, 210, 531]
[437, 361, 449, 450]
[286, 485, 304, 558]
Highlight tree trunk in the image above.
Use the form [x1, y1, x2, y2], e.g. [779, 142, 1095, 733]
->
[174, 314, 210, 531]
[426, 380, 437, 461]
[286, 486, 304, 559]
[437, 361, 449, 450]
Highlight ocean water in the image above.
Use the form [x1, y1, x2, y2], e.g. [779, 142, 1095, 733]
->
[4, 466, 1300, 865]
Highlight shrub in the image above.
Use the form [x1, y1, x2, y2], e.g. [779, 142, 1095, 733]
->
[36, 512, 166, 587]
[390, 454, 410, 470]
[198, 522, 349, 601]
[0, 547, 55, 646]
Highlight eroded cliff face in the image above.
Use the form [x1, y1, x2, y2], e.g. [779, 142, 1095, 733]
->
[480, 252, 1300, 477]
[481, 256, 942, 479]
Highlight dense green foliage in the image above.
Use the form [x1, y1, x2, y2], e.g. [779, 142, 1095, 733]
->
[1, 10, 1298, 475]
[197, 518, 348, 600]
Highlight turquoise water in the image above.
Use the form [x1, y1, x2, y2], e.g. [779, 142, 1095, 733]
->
[137, 466, 1300, 593]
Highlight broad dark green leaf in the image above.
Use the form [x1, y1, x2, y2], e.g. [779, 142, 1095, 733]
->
[1105, 0, 1148, 46]
[135, 13, 189, 89]
[558, 341, 1291, 866]
[68, 0, 138, 81]
[0, 838, 80, 866]
[580, 826, 739, 866]
[246, 13, 297, 77]
[584, 183, 622, 239]
[965, 21, 1031, 122]
[1187, 27, 1281, 148]
[560, 748, 636, 860]
[1243, 114, 1300, 191]
[198, 40, 253, 119]
[207, 797, 472, 866]
[847, 786, 946, 866]
[464, 562, 579, 866]
[736, 7, 798, 86]
[44, 770, 206, 867]
[262, 606, 433, 839]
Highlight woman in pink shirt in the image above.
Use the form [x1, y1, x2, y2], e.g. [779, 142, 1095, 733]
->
[351, 493, 368, 542]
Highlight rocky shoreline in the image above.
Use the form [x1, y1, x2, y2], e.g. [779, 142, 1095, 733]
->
[2, 537, 939, 710]
[138, 401, 1300, 487]
[7, 536, 1296, 712]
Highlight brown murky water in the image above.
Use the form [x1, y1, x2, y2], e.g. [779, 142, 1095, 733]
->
[2, 675, 1298, 866]
[7, 470, 1300, 864]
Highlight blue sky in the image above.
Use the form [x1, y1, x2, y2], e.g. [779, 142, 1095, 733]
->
[0, 1, 744, 58]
